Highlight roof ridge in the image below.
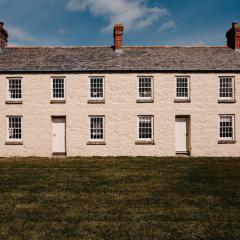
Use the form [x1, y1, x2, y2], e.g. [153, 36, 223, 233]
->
[6, 46, 112, 49]
[6, 45, 228, 49]
[125, 46, 228, 48]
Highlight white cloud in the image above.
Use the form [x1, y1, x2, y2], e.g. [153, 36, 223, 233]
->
[158, 20, 176, 32]
[5, 25, 62, 46]
[67, 0, 169, 32]
[7, 25, 37, 43]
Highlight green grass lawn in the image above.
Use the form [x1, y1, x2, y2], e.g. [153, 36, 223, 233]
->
[0, 157, 240, 240]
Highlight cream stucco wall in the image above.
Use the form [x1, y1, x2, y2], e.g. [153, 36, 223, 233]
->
[0, 73, 239, 157]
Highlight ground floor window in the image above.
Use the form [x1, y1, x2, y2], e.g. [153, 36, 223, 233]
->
[219, 115, 234, 140]
[138, 116, 153, 140]
[7, 116, 22, 141]
[90, 116, 105, 141]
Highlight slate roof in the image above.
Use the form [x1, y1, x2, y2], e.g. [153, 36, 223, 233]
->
[1, 46, 240, 73]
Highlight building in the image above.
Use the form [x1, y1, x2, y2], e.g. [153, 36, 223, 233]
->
[0, 22, 240, 157]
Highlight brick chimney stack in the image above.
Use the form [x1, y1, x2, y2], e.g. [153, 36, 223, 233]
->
[0, 22, 8, 49]
[114, 24, 124, 51]
[226, 21, 240, 50]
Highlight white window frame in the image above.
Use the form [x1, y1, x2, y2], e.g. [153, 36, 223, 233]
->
[7, 77, 22, 101]
[51, 77, 65, 100]
[137, 76, 153, 100]
[7, 116, 22, 141]
[89, 77, 105, 100]
[218, 76, 235, 100]
[175, 76, 190, 100]
[89, 115, 105, 142]
[137, 115, 154, 141]
[219, 114, 235, 141]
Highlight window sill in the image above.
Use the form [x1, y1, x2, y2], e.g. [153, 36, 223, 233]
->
[87, 141, 106, 145]
[52, 152, 66, 156]
[135, 140, 155, 145]
[5, 100, 23, 104]
[50, 99, 66, 104]
[136, 99, 154, 103]
[5, 141, 23, 145]
[174, 99, 191, 103]
[218, 99, 236, 103]
[88, 99, 105, 104]
[218, 140, 236, 144]
[176, 151, 190, 156]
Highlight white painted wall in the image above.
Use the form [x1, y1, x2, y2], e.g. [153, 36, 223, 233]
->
[0, 73, 239, 157]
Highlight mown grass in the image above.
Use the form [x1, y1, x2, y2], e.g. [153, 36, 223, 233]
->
[0, 157, 240, 240]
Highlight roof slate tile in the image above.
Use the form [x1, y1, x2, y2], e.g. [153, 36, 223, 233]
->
[0, 46, 240, 72]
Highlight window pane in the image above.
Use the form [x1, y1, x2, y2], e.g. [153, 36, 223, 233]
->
[176, 77, 189, 98]
[90, 77, 104, 99]
[219, 77, 233, 99]
[138, 116, 153, 139]
[90, 116, 104, 140]
[8, 79, 22, 99]
[8, 117, 22, 140]
[219, 115, 234, 139]
[52, 78, 65, 99]
[139, 77, 152, 98]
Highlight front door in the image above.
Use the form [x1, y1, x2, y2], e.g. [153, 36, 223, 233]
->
[175, 117, 188, 153]
[52, 117, 66, 154]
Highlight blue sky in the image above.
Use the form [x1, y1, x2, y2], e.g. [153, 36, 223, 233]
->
[0, 0, 239, 46]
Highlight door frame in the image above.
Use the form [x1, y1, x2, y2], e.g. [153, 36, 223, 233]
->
[51, 115, 66, 156]
[175, 115, 191, 155]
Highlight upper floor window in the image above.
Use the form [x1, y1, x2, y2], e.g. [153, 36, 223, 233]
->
[219, 115, 235, 141]
[175, 77, 190, 101]
[138, 77, 153, 101]
[8, 78, 22, 100]
[137, 116, 154, 141]
[7, 116, 22, 141]
[219, 77, 235, 101]
[52, 78, 65, 100]
[90, 77, 104, 100]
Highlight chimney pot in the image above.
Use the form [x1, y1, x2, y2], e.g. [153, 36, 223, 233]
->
[232, 21, 238, 27]
[114, 23, 124, 51]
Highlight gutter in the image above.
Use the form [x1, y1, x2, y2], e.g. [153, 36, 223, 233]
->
[0, 69, 240, 74]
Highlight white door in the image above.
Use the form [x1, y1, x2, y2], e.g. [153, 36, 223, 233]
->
[52, 117, 66, 153]
[175, 117, 188, 153]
